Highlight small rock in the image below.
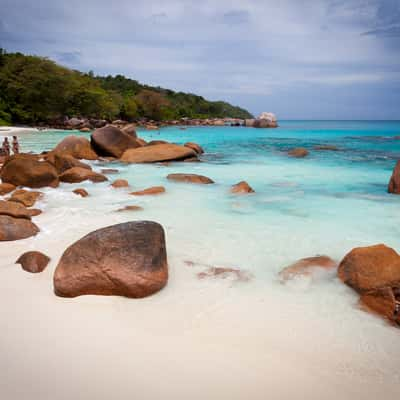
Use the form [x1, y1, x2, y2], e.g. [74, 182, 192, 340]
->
[8, 190, 43, 207]
[116, 205, 144, 212]
[111, 179, 129, 188]
[313, 145, 339, 151]
[73, 188, 89, 197]
[101, 169, 119, 174]
[130, 186, 165, 195]
[230, 181, 255, 194]
[288, 148, 309, 158]
[59, 167, 108, 183]
[167, 173, 214, 184]
[16, 251, 50, 273]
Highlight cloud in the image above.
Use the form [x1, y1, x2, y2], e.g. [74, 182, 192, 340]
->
[221, 10, 250, 24]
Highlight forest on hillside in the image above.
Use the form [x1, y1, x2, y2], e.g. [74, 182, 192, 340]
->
[0, 49, 253, 125]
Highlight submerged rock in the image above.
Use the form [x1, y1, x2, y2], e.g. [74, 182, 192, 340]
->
[279, 255, 337, 282]
[111, 179, 129, 188]
[53, 221, 168, 298]
[230, 181, 255, 194]
[16, 251, 50, 273]
[313, 145, 339, 151]
[288, 148, 309, 158]
[166, 173, 214, 184]
[120, 143, 195, 163]
[0, 215, 39, 241]
[59, 167, 108, 183]
[130, 186, 165, 196]
[1, 154, 59, 188]
[116, 205, 144, 212]
[53, 135, 98, 160]
[91, 125, 141, 158]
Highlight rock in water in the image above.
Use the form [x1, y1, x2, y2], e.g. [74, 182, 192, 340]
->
[111, 179, 129, 188]
[59, 167, 108, 183]
[53, 135, 98, 160]
[338, 244, 400, 292]
[120, 143, 196, 163]
[288, 148, 309, 158]
[230, 181, 255, 194]
[91, 126, 141, 158]
[130, 186, 165, 195]
[47, 153, 92, 174]
[73, 188, 89, 197]
[166, 173, 214, 184]
[1, 154, 59, 188]
[184, 142, 204, 154]
[388, 160, 400, 194]
[53, 221, 168, 298]
[16, 251, 50, 273]
[8, 189, 43, 207]
[0, 215, 39, 241]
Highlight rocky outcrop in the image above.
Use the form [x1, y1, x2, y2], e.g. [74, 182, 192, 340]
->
[288, 148, 309, 158]
[0, 183, 16, 195]
[279, 255, 337, 282]
[0, 215, 39, 241]
[91, 126, 141, 158]
[0, 200, 32, 219]
[111, 179, 129, 188]
[53, 221, 168, 298]
[120, 143, 195, 163]
[53, 135, 98, 160]
[8, 189, 43, 207]
[230, 181, 255, 194]
[130, 186, 165, 196]
[59, 167, 108, 183]
[16, 251, 50, 273]
[73, 188, 89, 197]
[338, 244, 400, 325]
[1, 154, 59, 188]
[166, 173, 214, 184]
[184, 142, 204, 154]
[388, 161, 400, 194]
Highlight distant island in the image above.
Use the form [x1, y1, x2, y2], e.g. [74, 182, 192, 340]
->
[0, 49, 253, 127]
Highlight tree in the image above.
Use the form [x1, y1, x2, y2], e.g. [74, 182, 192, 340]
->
[135, 89, 170, 121]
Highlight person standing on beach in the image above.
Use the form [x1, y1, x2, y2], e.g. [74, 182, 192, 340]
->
[12, 136, 19, 154]
[2, 137, 10, 156]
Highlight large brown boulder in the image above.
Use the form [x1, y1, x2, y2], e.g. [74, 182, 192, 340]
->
[47, 153, 92, 174]
[0, 183, 16, 195]
[280, 255, 337, 282]
[0, 154, 59, 188]
[0, 215, 39, 241]
[0, 200, 32, 219]
[59, 167, 108, 183]
[166, 173, 214, 184]
[230, 181, 255, 194]
[53, 221, 168, 298]
[388, 161, 400, 194]
[16, 251, 50, 273]
[91, 126, 141, 158]
[122, 124, 137, 138]
[8, 189, 43, 207]
[338, 244, 400, 292]
[120, 144, 195, 163]
[53, 135, 98, 160]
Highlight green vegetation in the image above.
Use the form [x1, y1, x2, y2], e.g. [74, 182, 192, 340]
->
[0, 49, 253, 125]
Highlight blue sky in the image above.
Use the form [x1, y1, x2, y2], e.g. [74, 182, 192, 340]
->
[0, 0, 399, 119]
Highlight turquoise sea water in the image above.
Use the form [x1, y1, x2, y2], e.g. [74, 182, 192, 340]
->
[2, 121, 400, 398]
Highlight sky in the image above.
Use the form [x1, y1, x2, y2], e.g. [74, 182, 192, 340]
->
[0, 0, 399, 119]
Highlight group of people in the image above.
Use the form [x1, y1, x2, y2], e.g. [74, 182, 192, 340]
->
[0, 136, 19, 156]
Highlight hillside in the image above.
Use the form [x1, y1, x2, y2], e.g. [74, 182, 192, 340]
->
[0, 49, 253, 125]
